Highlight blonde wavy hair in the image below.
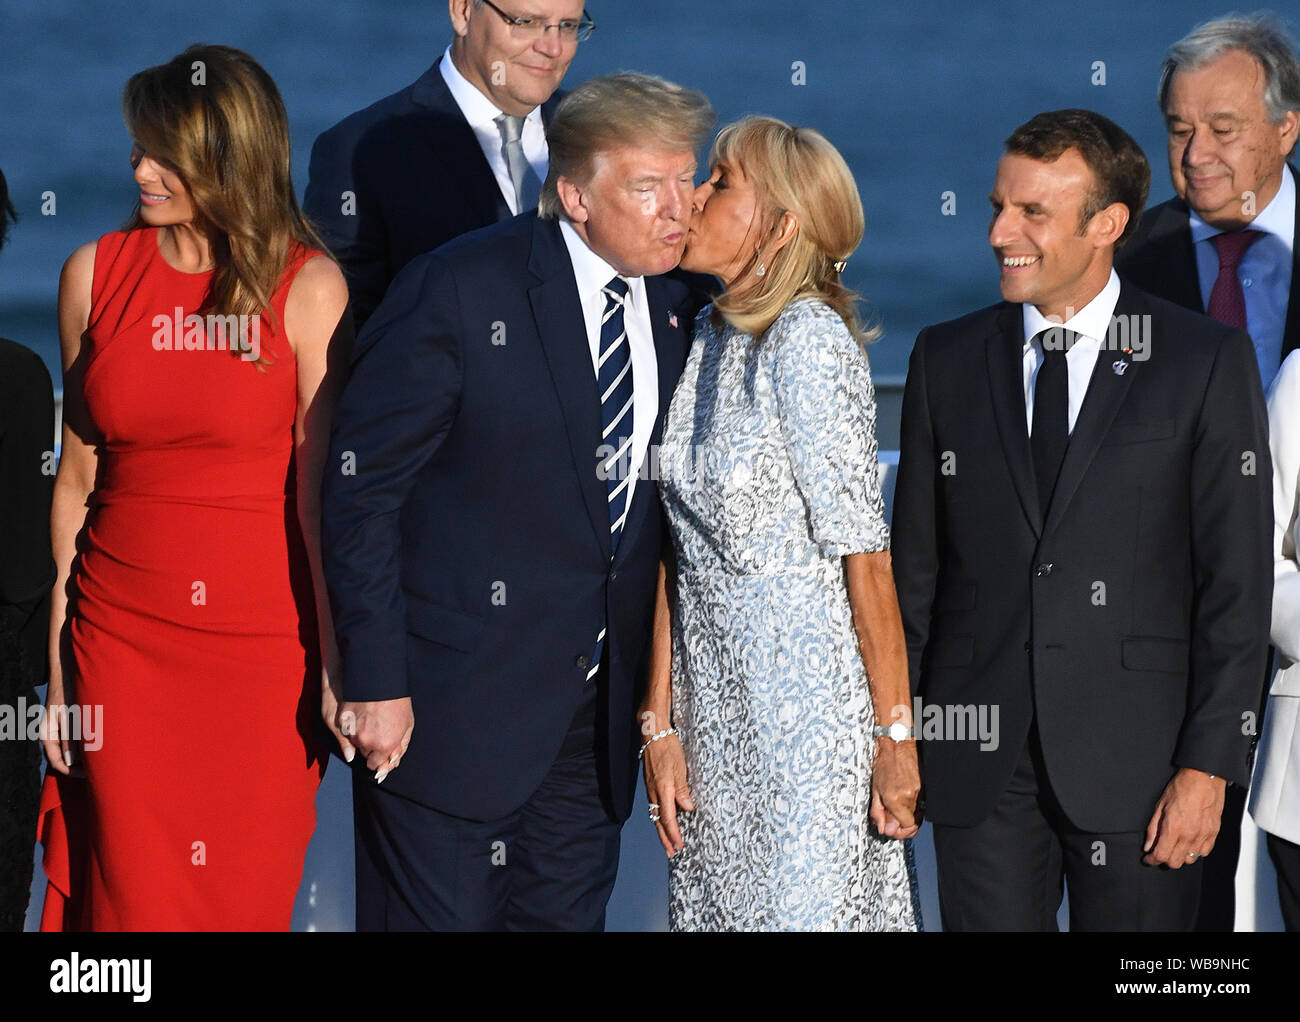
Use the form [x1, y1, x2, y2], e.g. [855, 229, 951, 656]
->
[123, 44, 331, 360]
[709, 116, 877, 344]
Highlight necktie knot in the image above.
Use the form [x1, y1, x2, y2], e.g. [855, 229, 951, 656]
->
[1211, 228, 1262, 270]
[495, 113, 526, 145]
[1035, 326, 1079, 360]
[602, 275, 630, 305]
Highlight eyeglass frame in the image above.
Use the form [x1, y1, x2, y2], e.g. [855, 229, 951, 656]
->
[477, 0, 595, 43]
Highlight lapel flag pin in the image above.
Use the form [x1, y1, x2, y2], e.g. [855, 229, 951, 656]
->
[669, 313, 679, 328]
[1112, 359, 1128, 376]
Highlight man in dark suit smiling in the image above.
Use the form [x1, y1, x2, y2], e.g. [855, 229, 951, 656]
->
[304, 0, 591, 329]
[893, 109, 1272, 930]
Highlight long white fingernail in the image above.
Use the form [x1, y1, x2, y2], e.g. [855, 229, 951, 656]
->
[375, 769, 388, 784]
[344, 747, 355, 763]
[63, 750, 73, 768]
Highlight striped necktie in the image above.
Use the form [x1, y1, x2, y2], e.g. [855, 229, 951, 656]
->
[599, 275, 635, 550]
[588, 275, 634, 681]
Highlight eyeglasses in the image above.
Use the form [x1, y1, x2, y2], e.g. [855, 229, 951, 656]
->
[478, 0, 595, 43]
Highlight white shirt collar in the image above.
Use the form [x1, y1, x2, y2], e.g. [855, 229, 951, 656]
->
[1188, 162, 1296, 254]
[558, 219, 646, 310]
[1022, 268, 1121, 350]
[439, 45, 543, 134]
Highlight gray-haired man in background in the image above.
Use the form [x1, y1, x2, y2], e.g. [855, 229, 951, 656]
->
[1118, 11, 1300, 931]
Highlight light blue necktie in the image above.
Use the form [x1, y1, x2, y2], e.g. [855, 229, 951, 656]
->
[495, 113, 542, 213]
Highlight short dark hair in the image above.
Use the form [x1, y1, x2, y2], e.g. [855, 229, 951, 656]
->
[1004, 109, 1151, 248]
[0, 168, 16, 253]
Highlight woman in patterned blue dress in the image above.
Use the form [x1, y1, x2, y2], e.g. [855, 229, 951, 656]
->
[640, 117, 922, 930]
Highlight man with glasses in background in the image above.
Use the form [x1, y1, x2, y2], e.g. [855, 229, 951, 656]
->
[306, 0, 593, 329]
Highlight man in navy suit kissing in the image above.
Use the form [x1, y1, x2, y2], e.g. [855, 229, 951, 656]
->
[322, 72, 714, 931]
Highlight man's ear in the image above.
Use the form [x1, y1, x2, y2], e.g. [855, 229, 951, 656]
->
[1089, 201, 1129, 249]
[557, 176, 589, 224]
[448, 0, 472, 36]
[1278, 109, 1299, 159]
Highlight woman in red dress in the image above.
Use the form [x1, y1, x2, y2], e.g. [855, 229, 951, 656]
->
[39, 44, 352, 930]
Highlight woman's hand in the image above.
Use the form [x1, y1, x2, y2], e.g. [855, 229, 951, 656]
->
[870, 738, 921, 839]
[41, 664, 85, 778]
[641, 720, 693, 858]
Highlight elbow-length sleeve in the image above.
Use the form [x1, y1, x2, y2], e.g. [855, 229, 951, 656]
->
[768, 300, 888, 557]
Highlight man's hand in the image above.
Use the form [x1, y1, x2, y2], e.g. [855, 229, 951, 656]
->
[338, 697, 414, 783]
[1143, 767, 1226, 868]
[320, 660, 354, 762]
[871, 739, 921, 839]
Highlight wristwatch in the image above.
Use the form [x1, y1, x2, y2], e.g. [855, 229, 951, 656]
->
[872, 722, 915, 742]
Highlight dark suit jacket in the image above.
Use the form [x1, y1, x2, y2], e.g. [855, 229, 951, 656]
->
[304, 57, 566, 330]
[892, 282, 1272, 832]
[1117, 163, 1300, 364]
[321, 213, 707, 823]
[0, 338, 54, 684]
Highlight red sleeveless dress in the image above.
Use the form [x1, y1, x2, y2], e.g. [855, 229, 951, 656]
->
[37, 227, 328, 931]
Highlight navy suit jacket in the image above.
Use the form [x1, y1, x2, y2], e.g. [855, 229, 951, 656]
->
[304, 57, 566, 330]
[321, 212, 708, 822]
[1117, 163, 1300, 364]
[892, 283, 1272, 832]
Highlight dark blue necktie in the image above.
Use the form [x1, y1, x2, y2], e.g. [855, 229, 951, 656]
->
[590, 275, 634, 680]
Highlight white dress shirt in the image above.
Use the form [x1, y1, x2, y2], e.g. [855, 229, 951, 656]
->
[439, 46, 548, 215]
[1021, 268, 1122, 436]
[559, 219, 659, 516]
[1189, 165, 1295, 390]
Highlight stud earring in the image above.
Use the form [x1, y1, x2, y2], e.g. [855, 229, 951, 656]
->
[756, 261, 766, 277]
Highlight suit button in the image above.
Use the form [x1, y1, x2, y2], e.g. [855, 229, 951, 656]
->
[609, 569, 619, 582]
[1035, 563, 1054, 577]
[575, 654, 591, 669]
[1023, 642, 1031, 653]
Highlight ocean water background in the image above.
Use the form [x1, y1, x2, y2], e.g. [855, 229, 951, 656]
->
[0, 0, 1272, 389]
[4, 0, 1287, 931]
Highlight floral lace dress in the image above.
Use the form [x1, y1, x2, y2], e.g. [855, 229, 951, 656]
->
[659, 297, 921, 931]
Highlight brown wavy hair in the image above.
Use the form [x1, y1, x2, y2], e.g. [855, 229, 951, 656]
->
[709, 116, 877, 344]
[123, 44, 331, 358]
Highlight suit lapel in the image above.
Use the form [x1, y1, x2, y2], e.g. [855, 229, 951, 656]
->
[985, 304, 1042, 538]
[1041, 285, 1142, 536]
[644, 276, 688, 448]
[411, 58, 512, 225]
[1283, 164, 1300, 360]
[526, 219, 611, 560]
